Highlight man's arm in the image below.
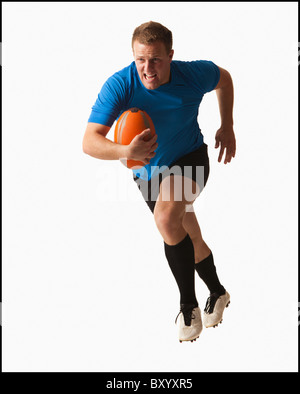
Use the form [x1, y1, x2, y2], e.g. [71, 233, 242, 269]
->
[82, 123, 127, 160]
[214, 67, 236, 164]
[82, 122, 158, 164]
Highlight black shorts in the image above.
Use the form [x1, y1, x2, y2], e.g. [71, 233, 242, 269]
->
[133, 143, 210, 213]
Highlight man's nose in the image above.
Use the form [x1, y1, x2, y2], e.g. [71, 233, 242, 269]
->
[144, 60, 154, 73]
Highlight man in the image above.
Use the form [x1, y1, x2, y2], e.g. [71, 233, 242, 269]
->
[83, 21, 236, 342]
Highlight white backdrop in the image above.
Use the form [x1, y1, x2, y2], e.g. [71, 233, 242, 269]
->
[2, 2, 298, 372]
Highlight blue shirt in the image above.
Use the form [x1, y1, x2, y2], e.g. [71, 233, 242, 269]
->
[88, 60, 220, 180]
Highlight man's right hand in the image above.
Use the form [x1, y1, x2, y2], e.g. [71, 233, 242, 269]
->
[126, 129, 158, 165]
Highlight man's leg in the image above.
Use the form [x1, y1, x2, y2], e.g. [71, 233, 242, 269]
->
[154, 175, 202, 341]
[182, 209, 226, 295]
[182, 209, 230, 328]
[153, 174, 200, 242]
[154, 175, 198, 305]
[182, 209, 211, 263]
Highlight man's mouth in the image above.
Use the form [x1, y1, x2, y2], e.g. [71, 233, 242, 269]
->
[144, 73, 157, 81]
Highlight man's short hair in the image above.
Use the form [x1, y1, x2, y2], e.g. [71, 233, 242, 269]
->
[132, 21, 173, 54]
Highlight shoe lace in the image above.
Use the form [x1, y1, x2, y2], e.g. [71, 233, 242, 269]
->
[175, 304, 197, 326]
[204, 293, 220, 314]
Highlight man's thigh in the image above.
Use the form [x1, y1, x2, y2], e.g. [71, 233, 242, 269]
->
[158, 174, 200, 203]
[154, 175, 200, 217]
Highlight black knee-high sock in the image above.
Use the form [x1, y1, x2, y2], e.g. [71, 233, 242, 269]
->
[195, 252, 225, 295]
[164, 234, 198, 306]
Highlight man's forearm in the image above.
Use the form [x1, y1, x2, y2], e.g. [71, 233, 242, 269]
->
[83, 132, 128, 160]
[216, 74, 234, 127]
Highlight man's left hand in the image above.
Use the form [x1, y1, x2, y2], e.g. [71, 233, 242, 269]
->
[215, 126, 236, 164]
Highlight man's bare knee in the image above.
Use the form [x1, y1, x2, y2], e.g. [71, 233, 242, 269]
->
[154, 202, 185, 237]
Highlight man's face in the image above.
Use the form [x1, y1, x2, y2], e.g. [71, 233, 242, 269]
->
[133, 40, 174, 90]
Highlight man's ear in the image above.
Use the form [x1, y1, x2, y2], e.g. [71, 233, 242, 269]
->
[169, 49, 174, 62]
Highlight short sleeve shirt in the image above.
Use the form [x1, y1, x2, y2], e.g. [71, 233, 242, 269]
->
[88, 60, 220, 180]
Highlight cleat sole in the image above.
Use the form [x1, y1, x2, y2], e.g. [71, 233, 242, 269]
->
[179, 335, 200, 343]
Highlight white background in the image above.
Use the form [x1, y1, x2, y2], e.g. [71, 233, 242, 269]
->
[2, 2, 298, 372]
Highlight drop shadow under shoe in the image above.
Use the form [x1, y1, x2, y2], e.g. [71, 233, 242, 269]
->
[175, 303, 202, 342]
[203, 291, 230, 328]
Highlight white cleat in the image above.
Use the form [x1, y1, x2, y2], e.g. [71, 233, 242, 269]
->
[176, 304, 203, 342]
[203, 291, 230, 328]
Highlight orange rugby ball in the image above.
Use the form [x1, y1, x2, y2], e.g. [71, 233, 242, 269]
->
[114, 107, 156, 169]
